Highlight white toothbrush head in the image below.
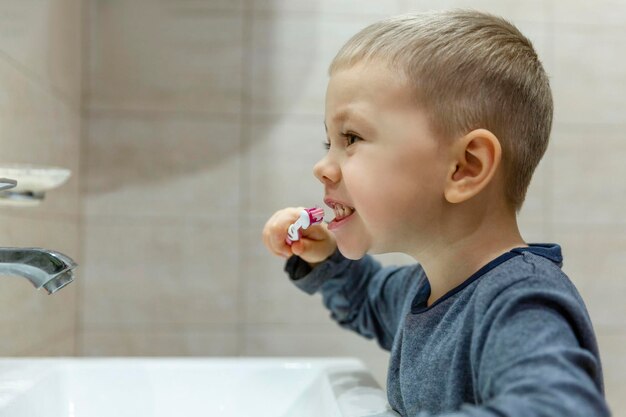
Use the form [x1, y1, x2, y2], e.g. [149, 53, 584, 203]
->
[285, 206, 325, 245]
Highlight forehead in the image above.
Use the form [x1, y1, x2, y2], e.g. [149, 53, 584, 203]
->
[325, 61, 415, 124]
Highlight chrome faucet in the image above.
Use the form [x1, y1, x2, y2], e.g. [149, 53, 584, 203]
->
[0, 178, 77, 294]
[0, 248, 77, 294]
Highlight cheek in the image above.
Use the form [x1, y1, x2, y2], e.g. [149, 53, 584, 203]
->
[342, 157, 400, 226]
[394, 141, 446, 190]
[349, 151, 443, 218]
[341, 158, 384, 206]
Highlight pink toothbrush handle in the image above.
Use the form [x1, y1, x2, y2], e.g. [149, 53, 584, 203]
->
[284, 207, 324, 246]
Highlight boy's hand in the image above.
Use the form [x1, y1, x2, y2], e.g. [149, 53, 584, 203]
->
[263, 207, 337, 266]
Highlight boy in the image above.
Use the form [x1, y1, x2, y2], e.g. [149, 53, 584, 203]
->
[262, 10, 610, 416]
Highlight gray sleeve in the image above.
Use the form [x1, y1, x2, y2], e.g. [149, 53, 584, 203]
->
[285, 250, 415, 351]
[427, 282, 610, 417]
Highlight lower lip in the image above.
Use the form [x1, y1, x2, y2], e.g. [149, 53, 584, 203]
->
[327, 212, 355, 231]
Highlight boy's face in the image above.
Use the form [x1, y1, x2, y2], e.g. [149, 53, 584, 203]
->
[315, 60, 450, 259]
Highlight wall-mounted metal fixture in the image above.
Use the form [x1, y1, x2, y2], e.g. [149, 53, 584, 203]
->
[0, 248, 77, 294]
[0, 165, 71, 206]
[0, 168, 77, 294]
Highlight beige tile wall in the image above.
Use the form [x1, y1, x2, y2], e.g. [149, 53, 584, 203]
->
[0, 0, 82, 355]
[81, 0, 626, 414]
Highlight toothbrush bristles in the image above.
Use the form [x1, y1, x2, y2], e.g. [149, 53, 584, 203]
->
[306, 207, 325, 224]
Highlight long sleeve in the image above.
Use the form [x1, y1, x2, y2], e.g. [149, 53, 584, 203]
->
[286, 245, 610, 416]
[472, 281, 608, 417]
[285, 250, 418, 351]
[407, 280, 611, 417]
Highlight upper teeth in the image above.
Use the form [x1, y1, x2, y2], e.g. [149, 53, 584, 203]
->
[333, 203, 354, 220]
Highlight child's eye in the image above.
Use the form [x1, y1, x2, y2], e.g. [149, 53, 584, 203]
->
[344, 133, 362, 146]
[323, 140, 331, 150]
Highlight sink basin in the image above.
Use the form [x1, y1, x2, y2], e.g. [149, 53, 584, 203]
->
[0, 357, 397, 417]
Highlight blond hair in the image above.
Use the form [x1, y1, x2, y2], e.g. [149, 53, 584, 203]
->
[330, 10, 553, 211]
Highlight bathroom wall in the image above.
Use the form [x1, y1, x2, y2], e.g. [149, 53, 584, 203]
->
[0, 0, 82, 355]
[80, 0, 626, 414]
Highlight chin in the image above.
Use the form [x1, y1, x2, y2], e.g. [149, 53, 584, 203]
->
[336, 242, 368, 260]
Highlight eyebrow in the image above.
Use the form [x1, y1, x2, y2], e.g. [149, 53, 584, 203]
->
[324, 109, 375, 135]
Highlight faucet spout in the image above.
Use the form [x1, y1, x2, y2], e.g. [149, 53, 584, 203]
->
[0, 248, 77, 294]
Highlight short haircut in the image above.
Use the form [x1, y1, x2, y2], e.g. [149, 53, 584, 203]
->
[329, 10, 553, 211]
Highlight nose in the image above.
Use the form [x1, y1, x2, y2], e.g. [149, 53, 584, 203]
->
[313, 152, 341, 185]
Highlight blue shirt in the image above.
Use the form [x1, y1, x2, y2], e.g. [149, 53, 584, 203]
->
[285, 244, 610, 416]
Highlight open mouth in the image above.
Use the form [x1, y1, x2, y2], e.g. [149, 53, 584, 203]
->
[326, 201, 356, 227]
[332, 203, 355, 221]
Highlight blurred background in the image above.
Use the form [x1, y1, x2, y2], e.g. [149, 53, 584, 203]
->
[0, 0, 624, 414]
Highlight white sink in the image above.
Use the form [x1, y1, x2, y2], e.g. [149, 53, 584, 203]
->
[0, 357, 398, 417]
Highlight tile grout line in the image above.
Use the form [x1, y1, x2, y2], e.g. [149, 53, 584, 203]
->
[237, 2, 254, 357]
[75, 0, 95, 357]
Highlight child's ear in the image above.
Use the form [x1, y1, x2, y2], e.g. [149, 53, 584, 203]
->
[444, 129, 502, 204]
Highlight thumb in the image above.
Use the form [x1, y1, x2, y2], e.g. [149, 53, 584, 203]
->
[300, 223, 328, 240]
[290, 236, 336, 264]
[290, 240, 306, 256]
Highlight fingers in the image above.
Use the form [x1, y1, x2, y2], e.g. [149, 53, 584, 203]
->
[300, 223, 328, 241]
[262, 207, 337, 263]
[290, 231, 336, 264]
[262, 207, 303, 258]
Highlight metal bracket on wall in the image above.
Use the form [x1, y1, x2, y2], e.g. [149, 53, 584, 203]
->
[0, 178, 17, 191]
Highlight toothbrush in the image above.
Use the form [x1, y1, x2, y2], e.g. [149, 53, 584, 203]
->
[285, 207, 325, 245]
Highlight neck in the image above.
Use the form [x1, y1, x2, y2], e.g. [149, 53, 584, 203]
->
[410, 201, 526, 307]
